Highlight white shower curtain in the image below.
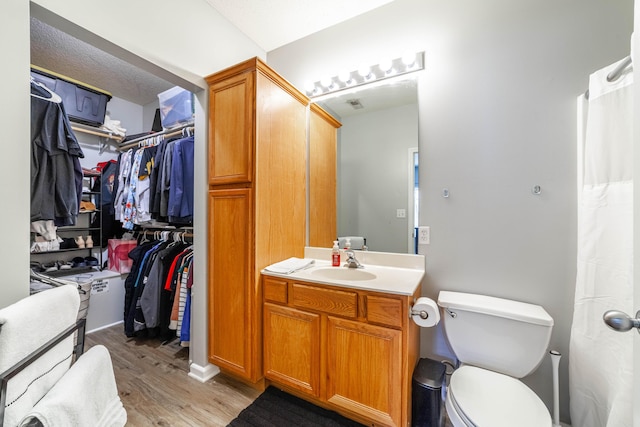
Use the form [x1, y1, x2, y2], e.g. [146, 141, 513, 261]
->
[569, 57, 633, 427]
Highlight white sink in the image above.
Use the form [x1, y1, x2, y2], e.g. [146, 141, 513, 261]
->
[262, 249, 425, 295]
[310, 267, 377, 282]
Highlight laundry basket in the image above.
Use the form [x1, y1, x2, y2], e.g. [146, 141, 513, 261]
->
[30, 271, 94, 321]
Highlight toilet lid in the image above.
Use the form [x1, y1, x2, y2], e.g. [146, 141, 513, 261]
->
[449, 365, 551, 427]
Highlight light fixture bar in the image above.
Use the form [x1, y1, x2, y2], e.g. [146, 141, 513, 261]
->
[306, 51, 424, 99]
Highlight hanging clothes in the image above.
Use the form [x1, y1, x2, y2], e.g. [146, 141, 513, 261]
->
[112, 133, 194, 228]
[30, 80, 84, 226]
[114, 149, 133, 223]
[123, 233, 193, 344]
[90, 160, 125, 247]
[168, 135, 194, 224]
[569, 57, 633, 427]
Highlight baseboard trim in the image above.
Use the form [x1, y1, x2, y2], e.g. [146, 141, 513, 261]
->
[189, 362, 220, 383]
[86, 320, 124, 334]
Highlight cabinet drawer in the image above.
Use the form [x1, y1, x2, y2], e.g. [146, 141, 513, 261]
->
[292, 283, 357, 318]
[264, 277, 288, 304]
[367, 295, 403, 329]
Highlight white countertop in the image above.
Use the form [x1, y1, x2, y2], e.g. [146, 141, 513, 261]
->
[261, 247, 425, 296]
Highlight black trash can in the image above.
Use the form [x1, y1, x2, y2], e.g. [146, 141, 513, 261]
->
[412, 357, 446, 427]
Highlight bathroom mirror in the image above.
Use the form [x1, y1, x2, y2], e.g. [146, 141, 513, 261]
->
[313, 76, 419, 254]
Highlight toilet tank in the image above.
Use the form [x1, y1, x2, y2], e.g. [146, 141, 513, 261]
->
[437, 291, 554, 378]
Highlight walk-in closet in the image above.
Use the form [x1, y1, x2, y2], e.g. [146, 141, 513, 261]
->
[28, 10, 201, 372]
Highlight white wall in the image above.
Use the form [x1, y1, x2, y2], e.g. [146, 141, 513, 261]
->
[0, 0, 31, 307]
[338, 103, 418, 253]
[4, 0, 264, 383]
[106, 97, 145, 135]
[268, 0, 634, 423]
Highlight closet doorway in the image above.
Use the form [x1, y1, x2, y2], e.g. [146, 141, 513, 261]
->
[29, 2, 206, 372]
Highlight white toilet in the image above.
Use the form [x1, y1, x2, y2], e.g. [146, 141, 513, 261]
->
[437, 291, 554, 427]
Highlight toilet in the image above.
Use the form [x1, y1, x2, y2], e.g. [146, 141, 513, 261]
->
[437, 291, 554, 427]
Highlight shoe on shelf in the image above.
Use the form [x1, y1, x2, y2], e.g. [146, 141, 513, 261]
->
[75, 236, 85, 249]
[30, 261, 44, 272]
[42, 261, 59, 272]
[85, 235, 94, 248]
[79, 201, 96, 212]
[84, 256, 99, 267]
[72, 257, 87, 268]
[58, 261, 72, 270]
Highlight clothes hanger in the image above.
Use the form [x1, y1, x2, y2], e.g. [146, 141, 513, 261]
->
[30, 77, 62, 103]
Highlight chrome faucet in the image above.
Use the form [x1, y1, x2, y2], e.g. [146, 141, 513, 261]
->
[344, 249, 363, 269]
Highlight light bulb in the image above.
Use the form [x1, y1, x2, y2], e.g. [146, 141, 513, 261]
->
[402, 52, 416, 67]
[338, 70, 351, 83]
[321, 77, 333, 88]
[358, 65, 371, 78]
[379, 58, 393, 73]
[304, 81, 315, 94]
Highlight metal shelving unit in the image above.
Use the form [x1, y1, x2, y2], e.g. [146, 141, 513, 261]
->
[30, 172, 103, 277]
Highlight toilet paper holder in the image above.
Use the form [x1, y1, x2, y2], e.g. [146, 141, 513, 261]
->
[410, 306, 431, 319]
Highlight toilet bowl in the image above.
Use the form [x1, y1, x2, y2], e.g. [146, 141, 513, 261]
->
[446, 365, 551, 426]
[437, 291, 554, 427]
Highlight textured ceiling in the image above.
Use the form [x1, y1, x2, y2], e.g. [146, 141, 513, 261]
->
[204, 0, 393, 51]
[30, 17, 174, 106]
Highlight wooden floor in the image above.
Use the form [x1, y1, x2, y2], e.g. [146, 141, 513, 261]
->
[85, 324, 261, 427]
[87, 323, 453, 427]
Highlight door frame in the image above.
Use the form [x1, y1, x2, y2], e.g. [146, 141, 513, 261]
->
[407, 147, 419, 254]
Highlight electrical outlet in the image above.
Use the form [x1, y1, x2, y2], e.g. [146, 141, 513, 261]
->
[396, 209, 406, 218]
[418, 226, 430, 244]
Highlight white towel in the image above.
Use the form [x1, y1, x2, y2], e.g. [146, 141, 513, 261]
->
[19, 345, 127, 427]
[264, 257, 315, 274]
[0, 285, 79, 427]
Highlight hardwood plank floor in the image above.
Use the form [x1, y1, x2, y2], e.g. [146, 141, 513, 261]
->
[85, 324, 260, 426]
[86, 323, 453, 427]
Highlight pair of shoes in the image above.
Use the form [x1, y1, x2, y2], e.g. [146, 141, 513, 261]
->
[42, 261, 58, 272]
[59, 261, 72, 270]
[79, 201, 96, 212]
[41, 261, 73, 272]
[75, 236, 94, 249]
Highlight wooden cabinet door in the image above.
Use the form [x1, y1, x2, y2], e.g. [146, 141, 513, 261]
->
[326, 316, 403, 427]
[208, 188, 255, 379]
[208, 71, 255, 185]
[263, 303, 321, 397]
[308, 104, 340, 248]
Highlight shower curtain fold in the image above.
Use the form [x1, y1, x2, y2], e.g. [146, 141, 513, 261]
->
[569, 57, 633, 427]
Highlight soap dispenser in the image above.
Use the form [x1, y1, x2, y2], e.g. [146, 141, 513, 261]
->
[332, 240, 341, 267]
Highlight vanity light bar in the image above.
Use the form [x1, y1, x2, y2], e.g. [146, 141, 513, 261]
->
[306, 51, 424, 98]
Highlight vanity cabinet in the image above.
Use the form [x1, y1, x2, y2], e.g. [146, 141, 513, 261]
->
[206, 58, 308, 383]
[263, 276, 420, 427]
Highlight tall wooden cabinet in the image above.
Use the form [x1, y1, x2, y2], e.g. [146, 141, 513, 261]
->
[309, 104, 341, 247]
[205, 58, 309, 383]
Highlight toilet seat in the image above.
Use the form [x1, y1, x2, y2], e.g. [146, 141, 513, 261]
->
[447, 365, 551, 427]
